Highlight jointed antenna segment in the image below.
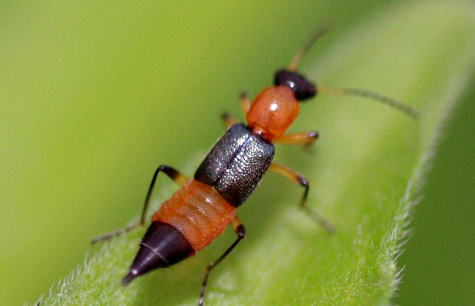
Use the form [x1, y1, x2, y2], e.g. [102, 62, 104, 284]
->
[289, 23, 332, 72]
[317, 85, 419, 119]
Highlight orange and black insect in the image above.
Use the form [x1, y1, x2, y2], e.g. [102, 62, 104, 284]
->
[93, 26, 418, 306]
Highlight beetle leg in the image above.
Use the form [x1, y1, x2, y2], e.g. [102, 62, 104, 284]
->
[239, 92, 251, 116]
[221, 111, 238, 129]
[92, 165, 189, 244]
[220, 93, 250, 129]
[268, 162, 334, 233]
[274, 131, 319, 149]
[198, 215, 246, 306]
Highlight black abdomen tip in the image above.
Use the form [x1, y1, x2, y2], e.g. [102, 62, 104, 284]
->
[122, 221, 194, 285]
[121, 270, 138, 286]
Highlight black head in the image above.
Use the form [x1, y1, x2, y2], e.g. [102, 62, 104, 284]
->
[274, 69, 317, 101]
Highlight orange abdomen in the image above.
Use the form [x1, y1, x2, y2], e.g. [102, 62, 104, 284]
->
[152, 179, 236, 253]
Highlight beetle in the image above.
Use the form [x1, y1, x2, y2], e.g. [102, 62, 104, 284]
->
[93, 26, 418, 306]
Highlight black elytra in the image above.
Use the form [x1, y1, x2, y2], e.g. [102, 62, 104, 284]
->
[195, 123, 275, 207]
[274, 69, 317, 101]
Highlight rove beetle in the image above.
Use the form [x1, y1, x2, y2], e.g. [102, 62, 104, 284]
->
[93, 26, 418, 306]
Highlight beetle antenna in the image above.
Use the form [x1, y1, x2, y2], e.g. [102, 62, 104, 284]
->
[317, 85, 419, 119]
[289, 22, 332, 72]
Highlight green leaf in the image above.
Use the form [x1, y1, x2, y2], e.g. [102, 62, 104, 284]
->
[38, 1, 475, 305]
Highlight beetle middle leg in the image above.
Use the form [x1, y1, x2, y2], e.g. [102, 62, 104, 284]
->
[198, 215, 246, 306]
[269, 162, 334, 233]
[92, 165, 190, 244]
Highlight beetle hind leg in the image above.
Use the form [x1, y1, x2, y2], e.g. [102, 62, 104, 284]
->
[198, 215, 245, 306]
[91, 165, 189, 244]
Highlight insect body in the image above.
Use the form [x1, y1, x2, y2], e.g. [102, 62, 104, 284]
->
[93, 26, 418, 306]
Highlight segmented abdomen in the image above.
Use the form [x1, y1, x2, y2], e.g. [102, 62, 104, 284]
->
[152, 179, 236, 253]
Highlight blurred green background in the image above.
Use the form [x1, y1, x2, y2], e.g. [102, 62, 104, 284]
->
[0, 1, 474, 305]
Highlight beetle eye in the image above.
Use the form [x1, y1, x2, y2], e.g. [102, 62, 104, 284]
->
[274, 69, 317, 101]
